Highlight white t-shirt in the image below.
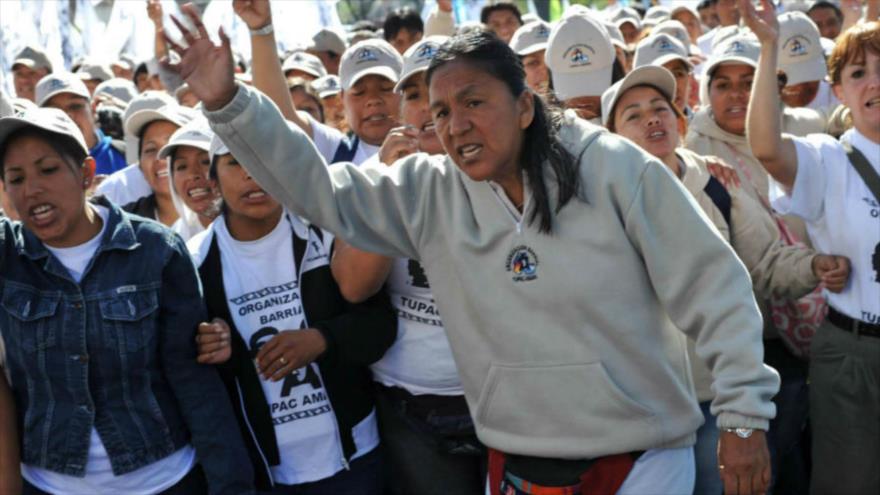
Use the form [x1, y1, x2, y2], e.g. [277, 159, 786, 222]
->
[771, 129, 880, 323]
[23, 205, 196, 495]
[208, 213, 378, 485]
[307, 115, 380, 166]
[95, 163, 152, 207]
[371, 258, 463, 396]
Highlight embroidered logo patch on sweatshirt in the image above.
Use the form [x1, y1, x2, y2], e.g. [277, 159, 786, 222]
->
[506, 245, 539, 282]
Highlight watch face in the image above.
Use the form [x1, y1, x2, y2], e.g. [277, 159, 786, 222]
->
[735, 428, 754, 439]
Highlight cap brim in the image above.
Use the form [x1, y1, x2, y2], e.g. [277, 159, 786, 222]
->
[705, 56, 756, 78]
[552, 66, 614, 101]
[125, 109, 186, 138]
[781, 58, 827, 86]
[37, 86, 91, 108]
[0, 116, 33, 149]
[602, 66, 676, 126]
[0, 114, 88, 155]
[283, 64, 324, 78]
[393, 67, 428, 93]
[344, 66, 399, 91]
[515, 42, 548, 56]
[158, 139, 211, 160]
[652, 53, 694, 71]
[12, 59, 38, 70]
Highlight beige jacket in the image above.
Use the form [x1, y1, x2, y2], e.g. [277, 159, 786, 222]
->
[677, 148, 818, 400]
[684, 107, 812, 246]
[206, 84, 779, 458]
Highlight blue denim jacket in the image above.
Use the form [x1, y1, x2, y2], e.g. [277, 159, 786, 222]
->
[0, 197, 253, 494]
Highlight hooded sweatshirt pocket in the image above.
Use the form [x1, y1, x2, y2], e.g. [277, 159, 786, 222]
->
[476, 362, 656, 447]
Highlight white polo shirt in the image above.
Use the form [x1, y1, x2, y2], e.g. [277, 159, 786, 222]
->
[771, 129, 880, 324]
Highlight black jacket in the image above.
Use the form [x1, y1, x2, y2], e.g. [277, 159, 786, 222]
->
[197, 222, 396, 489]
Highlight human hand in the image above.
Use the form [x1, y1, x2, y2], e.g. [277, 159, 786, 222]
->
[706, 158, 741, 189]
[162, 3, 237, 111]
[718, 429, 771, 495]
[196, 318, 232, 364]
[812, 255, 850, 293]
[255, 329, 327, 382]
[147, 0, 163, 26]
[379, 126, 420, 165]
[232, 0, 272, 30]
[738, 0, 779, 45]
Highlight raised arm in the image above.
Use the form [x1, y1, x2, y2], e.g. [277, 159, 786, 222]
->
[163, 9, 432, 259]
[231, 0, 313, 137]
[740, 0, 799, 190]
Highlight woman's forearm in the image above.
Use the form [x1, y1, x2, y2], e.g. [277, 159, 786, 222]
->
[0, 370, 21, 495]
[747, 42, 798, 189]
[331, 239, 393, 303]
[249, 32, 312, 137]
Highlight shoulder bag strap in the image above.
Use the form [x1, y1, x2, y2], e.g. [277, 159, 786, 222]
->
[843, 142, 880, 202]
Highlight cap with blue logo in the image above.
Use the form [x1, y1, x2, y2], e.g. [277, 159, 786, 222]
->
[705, 34, 761, 77]
[510, 21, 552, 56]
[778, 11, 826, 85]
[35, 72, 91, 107]
[0, 107, 88, 155]
[633, 33, 693, 71]
[339, 39, 404, 91]
[282, 51, 328, 79]
[394, 36, 449, 93]
[312, 75, 342, 99]
[545, 13, 615, 100]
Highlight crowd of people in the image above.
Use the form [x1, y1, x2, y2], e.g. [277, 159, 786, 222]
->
[0, 0, 877, 494]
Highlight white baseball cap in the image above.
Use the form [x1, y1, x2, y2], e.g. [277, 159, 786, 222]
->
[600, 65, 676, 127]
[208, 133, 230, 164]
[546, 13, 615, 100]
[653, 20, 692, 52]
[35, 72, 91, 107]
[308, 28, 348, 55]
[312, 75, 342, 98]
[339, 39, 403, 91]
[705, 34, 761, 77]
[282, 51, 328, 79]
[510, 21, 552, 56]
[124, 104, 196, 138]
[12, 46, 53, 72]
[94, 78, 138, 105]
[394, 36, 449, 93]
[602, 20, 627, 50]
[644, 5, 672, 23]
[76, 61, 114, 82]
[634, 33, 693, 71]
[670, 4, 700, 21]
[778, 11, 827, 85]
[611, 7, 641, 30]
[0, 107, 89, 155]
[158, 117, 213, 160]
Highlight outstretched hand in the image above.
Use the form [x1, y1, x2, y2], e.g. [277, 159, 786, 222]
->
[738, 0, 779, 44]
[162, 3, 237, 111]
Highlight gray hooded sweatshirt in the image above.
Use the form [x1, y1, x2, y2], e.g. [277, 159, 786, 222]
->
[205, 84, 779, 459]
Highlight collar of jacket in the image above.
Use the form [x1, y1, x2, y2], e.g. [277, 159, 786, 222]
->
[15, 195, 141, 261]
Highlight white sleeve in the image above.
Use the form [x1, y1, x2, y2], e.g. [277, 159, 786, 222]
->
[305, 113, 344, 164]
[770, 134, 832, 223]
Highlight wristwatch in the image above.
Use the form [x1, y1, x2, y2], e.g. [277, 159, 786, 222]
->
[723, 427, 755, 439]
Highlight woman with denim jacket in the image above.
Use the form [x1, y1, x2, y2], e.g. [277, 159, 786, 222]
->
[0, 107, 253, 494]
[188, 135, 396, 494]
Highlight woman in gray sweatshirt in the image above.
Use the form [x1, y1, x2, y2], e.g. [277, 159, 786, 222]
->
[167, 6, 778, 495]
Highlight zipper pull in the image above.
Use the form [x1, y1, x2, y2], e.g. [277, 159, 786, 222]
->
[341, 456, 350, 471]
[516, 222, 522, 235]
